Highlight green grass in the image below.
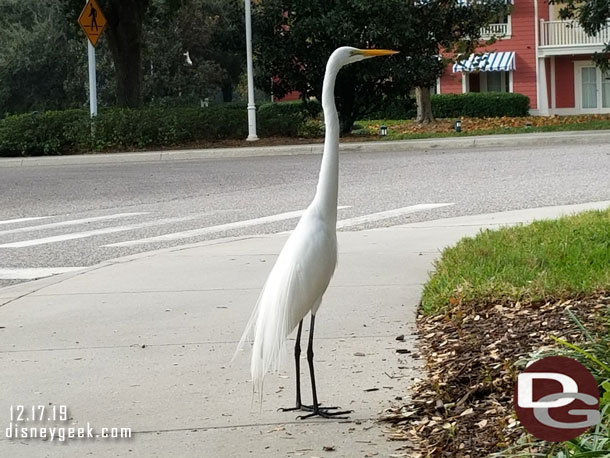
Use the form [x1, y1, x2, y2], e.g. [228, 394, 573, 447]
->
[420, 209, 610, 315]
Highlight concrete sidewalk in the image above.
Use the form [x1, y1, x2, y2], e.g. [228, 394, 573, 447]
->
[1, 201, 609, 457]
[1, 129, 610, 168]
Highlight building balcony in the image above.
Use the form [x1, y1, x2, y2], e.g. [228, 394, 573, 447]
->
[539, 19, 610, 56]
[480, 22, 511, 40]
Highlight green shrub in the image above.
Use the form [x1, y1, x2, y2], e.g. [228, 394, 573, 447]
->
[91, 106, 248, 150]
[0, 105, 255, 156]
[0, 109, 89, 156]
[363, 93, 530, 120]
[430, 92, 530, 118]
[0, 100, 321, 156]
[363, 96, 417, 120]
[257, 100, 321, 136]
[298, 118, 325, 138]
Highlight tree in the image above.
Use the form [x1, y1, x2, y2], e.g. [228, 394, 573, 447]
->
[62, 0, 151, 108]
[549, 0, 610, 70]
[0, 1, 84, 114]
[196, 0, 246, 102]
[101, 0, 150, 107]
[411, 0, 512, 123]
[62, 0, 245, 107]
[142, 0, 227, 104]
[253, 0, 509, 128]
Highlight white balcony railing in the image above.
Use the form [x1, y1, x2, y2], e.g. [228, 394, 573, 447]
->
[480, 22, 510, 39]
[540, 20, 610, 47]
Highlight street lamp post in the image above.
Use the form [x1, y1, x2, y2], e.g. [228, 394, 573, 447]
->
[244, 0, 258, 141]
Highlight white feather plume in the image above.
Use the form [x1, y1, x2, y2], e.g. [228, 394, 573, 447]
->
[236, 206, 336, 401]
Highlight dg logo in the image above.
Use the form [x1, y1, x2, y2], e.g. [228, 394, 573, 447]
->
[514, 355, 601, 442]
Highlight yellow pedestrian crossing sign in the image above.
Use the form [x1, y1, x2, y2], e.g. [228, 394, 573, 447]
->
[78, 0, 107, 47]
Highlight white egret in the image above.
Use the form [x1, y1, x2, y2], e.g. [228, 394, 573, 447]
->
[238, 46, 398, 419]
[183, 51, 193, 66]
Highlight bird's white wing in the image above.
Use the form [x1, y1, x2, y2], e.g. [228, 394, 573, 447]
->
[236, 213, 337, 399]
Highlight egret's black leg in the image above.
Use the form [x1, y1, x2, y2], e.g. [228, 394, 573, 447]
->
[279, 317, 341, 413]
[279, 320, 306, 411]
[294, 319, 304, 407]
[297, 314, 352, 420]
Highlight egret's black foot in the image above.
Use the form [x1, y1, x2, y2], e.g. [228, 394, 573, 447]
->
[278, 403, 340, 413]
[296, 407, 352, 420]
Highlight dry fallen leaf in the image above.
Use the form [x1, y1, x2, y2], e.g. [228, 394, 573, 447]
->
[379, 295, 607, 458]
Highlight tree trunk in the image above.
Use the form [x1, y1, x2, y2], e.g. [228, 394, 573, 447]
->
[221, 81, 233, 102]
[415, 86, 434, 124]
[339, 115, 355, 135]
[336, 87, 356, 134]
[103, 0, 149, 108]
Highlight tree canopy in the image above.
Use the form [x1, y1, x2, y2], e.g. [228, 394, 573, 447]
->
[1, 0, 510, 123]
[0, 1, 84, 114]
[0, 0, 246, 115]
[253, 0, 510, 129]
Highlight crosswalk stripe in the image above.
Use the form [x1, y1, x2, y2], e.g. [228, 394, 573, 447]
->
[336, 203, 455, 229]
[0, 267, 84, 280]
[0, 215, 202, 248]
[0, 212, 148, 236]
[0, 217, 51, 226]
[102, 206, 351, 247]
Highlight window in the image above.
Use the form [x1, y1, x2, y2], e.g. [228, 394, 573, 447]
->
[468, 71, 511, 93]
[486, 72, 503, 92]
[581, 67, 597, 109]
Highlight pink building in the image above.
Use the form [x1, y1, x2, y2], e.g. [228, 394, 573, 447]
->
[440, 0, 610, 115]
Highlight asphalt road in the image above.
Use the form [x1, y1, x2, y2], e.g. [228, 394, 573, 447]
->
[0, 142, 609, 287]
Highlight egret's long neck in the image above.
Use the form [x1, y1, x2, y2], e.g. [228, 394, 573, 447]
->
[312, 60, 341, 225]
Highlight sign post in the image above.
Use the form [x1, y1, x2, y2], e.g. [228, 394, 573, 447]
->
[78, 0, 107, 118]
[87, 42, 98, 117]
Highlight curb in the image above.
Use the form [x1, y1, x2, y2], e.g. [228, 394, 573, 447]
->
[1, 129, 609, 168]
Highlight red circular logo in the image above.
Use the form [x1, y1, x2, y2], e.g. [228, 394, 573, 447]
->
[514, 356, 600, 442]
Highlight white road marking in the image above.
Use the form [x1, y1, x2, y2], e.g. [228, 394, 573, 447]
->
[0, 267, 83, 280]
[102, 206, 351, 247]
[336, 203, 455, 229]
[0, 213, 148, 236]
[0, 215, 202, 248]
[0, 216, 51, 226]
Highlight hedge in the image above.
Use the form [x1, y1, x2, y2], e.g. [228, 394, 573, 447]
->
[0, 109, 90, 156]
[0, 102, 320, 157]
[363, 92, 530, 119]
[0, 93, 530, 156]
[429, 92, 530, 118]
[363, 96, 417, 120]
[258, 100, 321, 136]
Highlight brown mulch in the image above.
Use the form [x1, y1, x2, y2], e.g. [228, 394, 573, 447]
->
[367, 113, 610, 135]
[380, 294, 610, 458]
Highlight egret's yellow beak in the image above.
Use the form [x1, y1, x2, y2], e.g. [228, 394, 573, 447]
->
[358, 49, 399, 57]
